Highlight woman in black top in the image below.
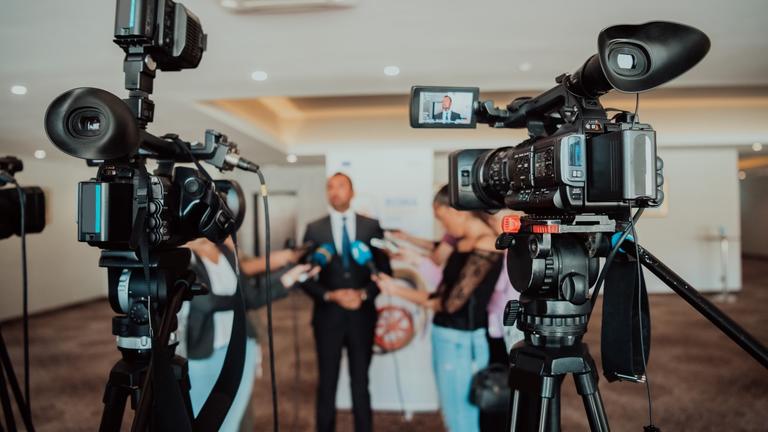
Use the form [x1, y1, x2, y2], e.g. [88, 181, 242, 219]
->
[373, 185, 502, 432]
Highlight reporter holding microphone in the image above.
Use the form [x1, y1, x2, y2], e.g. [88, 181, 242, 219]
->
[177, 237, 316, 431]
[301, 172, 392, 432]
[372, 185, 502, 432]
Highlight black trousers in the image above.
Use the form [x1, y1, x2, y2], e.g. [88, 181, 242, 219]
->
[313, 313, 375, 432]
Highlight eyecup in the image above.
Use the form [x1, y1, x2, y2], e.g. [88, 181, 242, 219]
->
[45, 87, 139, 160]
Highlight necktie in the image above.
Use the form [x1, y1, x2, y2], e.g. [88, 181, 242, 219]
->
[341, 216, 352, 270]
[443, 111, 448, 123]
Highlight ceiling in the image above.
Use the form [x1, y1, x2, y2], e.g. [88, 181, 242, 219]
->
[2, 0, 768, 164]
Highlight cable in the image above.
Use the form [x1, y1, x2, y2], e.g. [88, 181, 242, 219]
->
[12, 181, 32, 423]
[588, 208, 644, 319]
[172, 137, 279, 430]
[590, 92, 642, 311]
[629, 216, 656, 430]
[631, 93, 640, 128]
[254, 168, 279, 432]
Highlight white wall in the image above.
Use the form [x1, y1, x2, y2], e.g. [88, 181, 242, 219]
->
[230, 164, 328, 256]
[434, 148, 742, 294]
[739, 169, 768, 258]
[0, 159, 106, 321]
[636, 148, 742, 293]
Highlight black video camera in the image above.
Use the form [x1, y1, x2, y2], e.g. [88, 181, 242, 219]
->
[42, 1, 258, 429]
[0, 157, 46, 240]
[411, 22, 710, 216]
[410, 22, 711, 411]
[44, 0, 247, 250]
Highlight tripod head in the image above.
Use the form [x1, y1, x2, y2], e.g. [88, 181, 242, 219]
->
[499, 215, 615, 348]
[102, 248, 205, 355]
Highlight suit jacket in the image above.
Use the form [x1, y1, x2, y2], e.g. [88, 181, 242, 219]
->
[432, 110, 462, 122]
[301, 213, 392, 328]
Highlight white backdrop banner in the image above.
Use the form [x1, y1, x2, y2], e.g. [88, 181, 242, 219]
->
[326, 148, 440, 412]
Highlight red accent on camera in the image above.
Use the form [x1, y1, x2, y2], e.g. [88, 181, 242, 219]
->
[501, 215, 522, 233]
[532, 224, 560, 234]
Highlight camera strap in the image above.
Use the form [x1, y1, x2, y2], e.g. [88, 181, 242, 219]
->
[192, 237, 247, 432]
[600, 256, 651, 382]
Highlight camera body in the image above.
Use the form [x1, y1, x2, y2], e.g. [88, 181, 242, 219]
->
[449, 119, 661, 214]
[77, 161, 238, 250]
[44, 0, 246, 252]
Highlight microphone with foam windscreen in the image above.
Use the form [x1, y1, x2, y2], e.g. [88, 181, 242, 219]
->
[351, 240, 378, 275]
[296, 242, 335, 283]
[310, 242, 335, 267]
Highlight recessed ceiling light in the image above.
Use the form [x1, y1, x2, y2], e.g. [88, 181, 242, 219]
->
[10, 85, 27, 95]
[383, 66, 400, 77]
[518, 62, 532, 72]
[251, 71, 268, 81]
[286, 153, 298, 164]
[738, 170, 747, 180]
[752, 142, 763, 152]
[34, 150, 46, 159]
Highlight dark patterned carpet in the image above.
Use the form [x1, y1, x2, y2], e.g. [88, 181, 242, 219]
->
[2, 259, 767, 431]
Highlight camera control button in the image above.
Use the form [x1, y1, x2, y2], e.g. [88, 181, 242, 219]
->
[184, 178, 203, 196]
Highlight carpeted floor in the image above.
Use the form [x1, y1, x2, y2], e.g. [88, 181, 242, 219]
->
[2, 259, 767, 431]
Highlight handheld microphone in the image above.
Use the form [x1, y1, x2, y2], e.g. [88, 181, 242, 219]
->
[311, 243, 335, 267]
[371, 237, 400, 254]
[296, 242, 335, 283]
[351, 240, 378, 275]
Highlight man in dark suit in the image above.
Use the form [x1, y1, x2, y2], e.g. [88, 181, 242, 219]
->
[432, 95, 462, 122]
[302, 172, 392, 432]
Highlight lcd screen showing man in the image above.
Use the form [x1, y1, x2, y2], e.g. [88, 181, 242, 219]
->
[410, 87, 478, 128]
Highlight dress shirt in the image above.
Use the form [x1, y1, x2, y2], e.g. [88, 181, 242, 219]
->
[329, 207, 356, 256]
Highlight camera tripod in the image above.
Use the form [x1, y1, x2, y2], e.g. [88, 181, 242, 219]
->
[501, 228, 612, 432]
[505, 299, 608, 431]
[500, 220, 768, 432]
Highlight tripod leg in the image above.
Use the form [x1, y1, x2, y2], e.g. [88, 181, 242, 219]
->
[537, 376, 562, 432]
[172, 356, 194, 421]
[574, 372, 610, 432]
[99, 378, 129, 432]
[0, 331, 32, 431]
[537, 396, 550, 432]
[0, 366, 16, 432]
[508, 389, 520, 432]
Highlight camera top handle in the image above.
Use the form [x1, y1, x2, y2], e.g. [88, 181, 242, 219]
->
[474, 21, 710, 138]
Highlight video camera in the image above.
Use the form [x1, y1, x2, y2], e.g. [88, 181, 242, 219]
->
[411, 22, 714, 431]
[43, 1, 261, 430]
[44, 0, 254, 250]
[0, 156, 46, 240]
[412, 22, 710, 216]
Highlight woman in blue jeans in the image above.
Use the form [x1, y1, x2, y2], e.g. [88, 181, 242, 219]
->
[373, 185, 503, 432]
